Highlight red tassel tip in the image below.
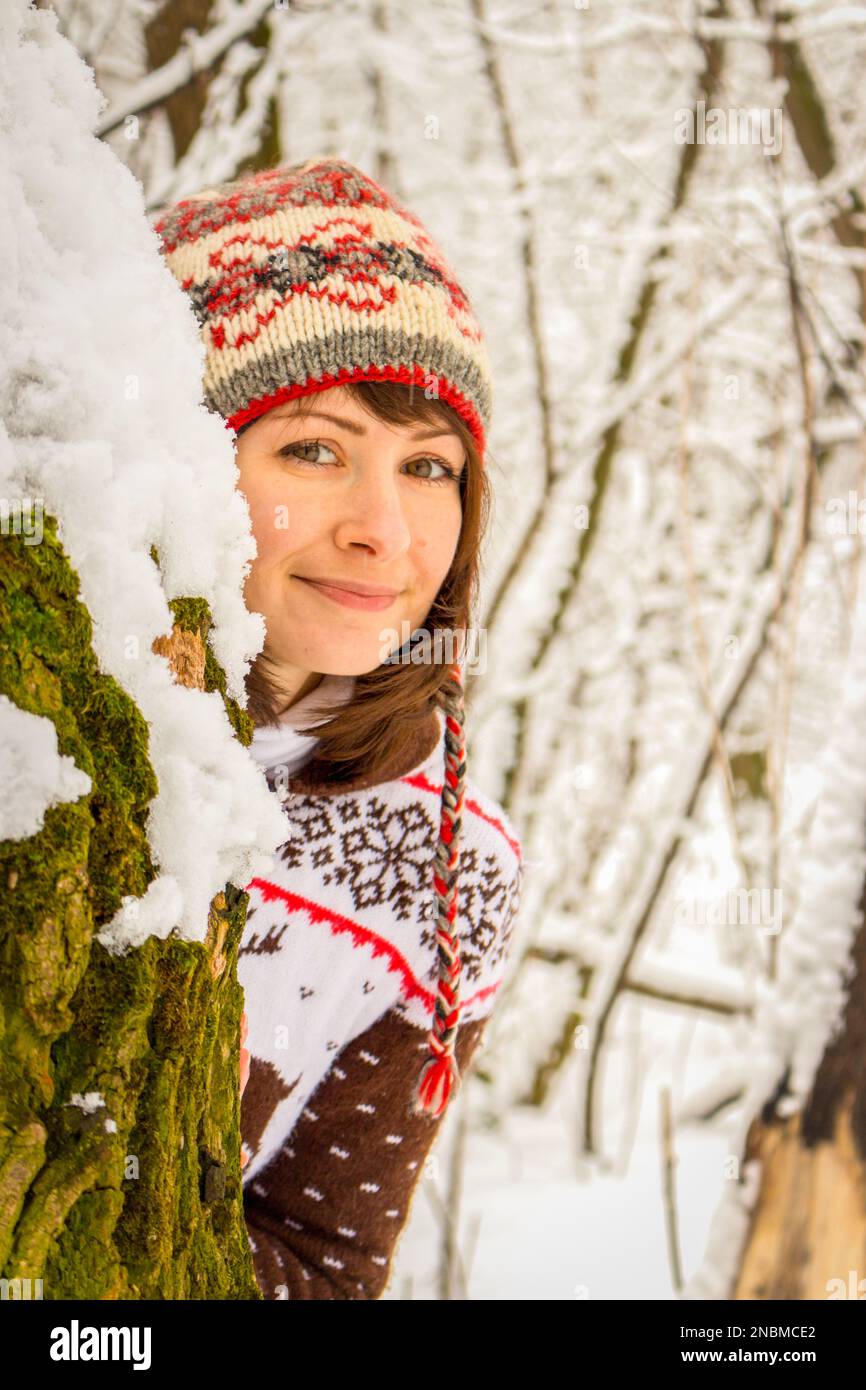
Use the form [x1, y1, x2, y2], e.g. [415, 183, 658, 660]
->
[413, 1052, 461, 1117]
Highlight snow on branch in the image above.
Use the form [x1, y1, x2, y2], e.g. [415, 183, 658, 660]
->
[144, 23, 288, 213]
[453, 9, 866, 54]
[94, 0, 276, 139]
[684, 541, 866, 1299]
[736, 547, 866, 1110]
[577, 501, 813, 1153]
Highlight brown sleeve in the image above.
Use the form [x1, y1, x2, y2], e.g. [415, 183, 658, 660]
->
[242, 1010, 489, 1299]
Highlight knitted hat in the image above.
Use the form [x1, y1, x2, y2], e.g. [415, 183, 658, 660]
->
[154, 157, 491, 1120]
[152, 155, 492, 457]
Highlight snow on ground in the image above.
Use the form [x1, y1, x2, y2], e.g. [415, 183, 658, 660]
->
[387, 999, 742, 1300]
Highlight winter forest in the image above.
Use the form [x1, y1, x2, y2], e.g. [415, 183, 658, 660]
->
[2, 0, 866, 1311]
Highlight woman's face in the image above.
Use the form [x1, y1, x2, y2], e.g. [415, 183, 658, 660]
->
[234, 384, 466, 704]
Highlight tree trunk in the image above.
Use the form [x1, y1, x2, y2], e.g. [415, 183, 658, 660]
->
[733, 866, 866, 1299]
[0, 519, 260, 1299]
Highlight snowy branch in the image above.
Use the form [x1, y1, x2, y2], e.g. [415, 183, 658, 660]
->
[94, 0, 276, 138]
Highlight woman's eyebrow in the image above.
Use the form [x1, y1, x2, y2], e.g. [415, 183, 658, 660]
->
[277, 409, 456, 442]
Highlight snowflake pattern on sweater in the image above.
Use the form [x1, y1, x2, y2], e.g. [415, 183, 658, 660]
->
[238, 705, 523, 1299]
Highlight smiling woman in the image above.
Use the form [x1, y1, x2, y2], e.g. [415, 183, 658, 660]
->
[154, 157, 523, 1300]
[236, 378, 490, 776]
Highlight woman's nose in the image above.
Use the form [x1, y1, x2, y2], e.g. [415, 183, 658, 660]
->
[334, 470, 412, 555]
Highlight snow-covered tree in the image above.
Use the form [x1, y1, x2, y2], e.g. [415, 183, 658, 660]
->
[0, 0, 287, 1297]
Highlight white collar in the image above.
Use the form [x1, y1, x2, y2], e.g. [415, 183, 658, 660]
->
[248, 674, 355, 775]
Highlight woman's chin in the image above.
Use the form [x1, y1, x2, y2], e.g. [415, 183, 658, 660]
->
[281, 645, 392, 678]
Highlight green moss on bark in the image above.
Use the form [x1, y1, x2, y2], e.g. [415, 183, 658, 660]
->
[0, 517, 260, 1298]
[167, 594, 254, 748]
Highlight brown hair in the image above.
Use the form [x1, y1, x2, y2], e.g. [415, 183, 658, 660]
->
[241, 379, 493, 784]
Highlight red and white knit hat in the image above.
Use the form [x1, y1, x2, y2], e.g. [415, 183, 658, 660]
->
[154, 157, 493, 1119]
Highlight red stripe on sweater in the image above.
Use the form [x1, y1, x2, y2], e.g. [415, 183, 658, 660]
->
[400, 771, 522, 859]
[242, 877, 502, 1014]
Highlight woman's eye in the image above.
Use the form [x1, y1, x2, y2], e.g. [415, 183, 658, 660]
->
[406, 456, 461, 486]
[278, 440, 338, 466]
[277, 440, 460, 486]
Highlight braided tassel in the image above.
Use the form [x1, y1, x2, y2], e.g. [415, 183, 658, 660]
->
[412, 662, 467, 1118]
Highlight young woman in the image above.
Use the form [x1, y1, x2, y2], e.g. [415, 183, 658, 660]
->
[155, 157, 523, 1299]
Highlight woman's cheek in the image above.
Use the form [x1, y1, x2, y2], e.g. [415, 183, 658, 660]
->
[425, 512, 461, 586]
[251, 490, 299, 563]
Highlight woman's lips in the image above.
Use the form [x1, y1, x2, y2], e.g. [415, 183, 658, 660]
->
[294, 576, 398, 611]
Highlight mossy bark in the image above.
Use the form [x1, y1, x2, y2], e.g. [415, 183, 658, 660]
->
[0, 516, 261, 1298]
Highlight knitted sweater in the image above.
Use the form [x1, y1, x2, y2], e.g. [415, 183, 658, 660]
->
[238, 687, 524, 1300]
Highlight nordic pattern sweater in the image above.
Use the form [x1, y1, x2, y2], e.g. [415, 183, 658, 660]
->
[238, 702, 524, 1299]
